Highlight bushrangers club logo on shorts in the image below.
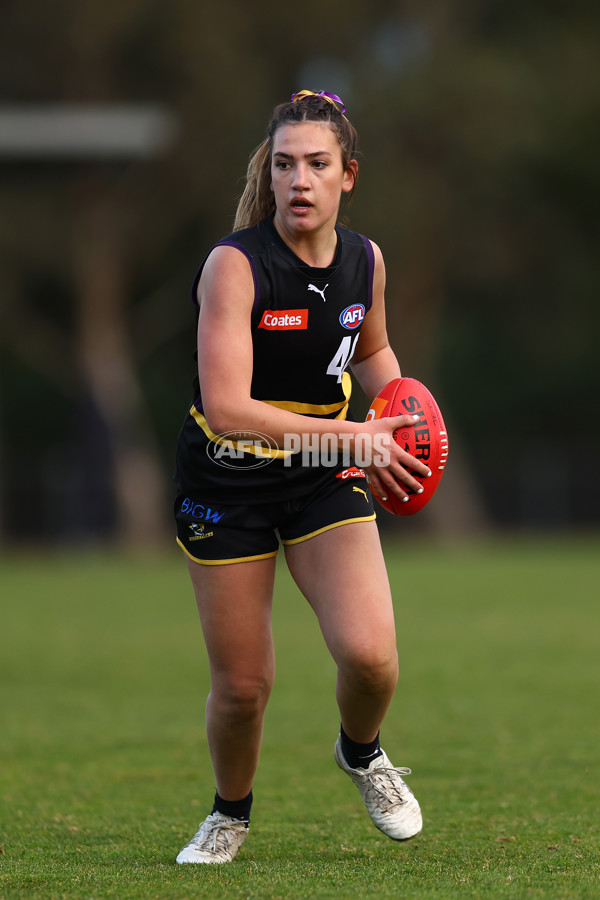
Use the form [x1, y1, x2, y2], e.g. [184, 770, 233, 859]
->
[188, 523, 214, 541]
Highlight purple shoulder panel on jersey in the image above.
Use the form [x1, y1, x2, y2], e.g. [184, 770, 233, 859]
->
[358, 234, 375, 311]
[190, 240, 260, 313]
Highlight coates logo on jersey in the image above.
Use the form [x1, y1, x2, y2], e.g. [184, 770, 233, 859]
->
[259, 309, 308, 330]
[340, 304, 365, 330]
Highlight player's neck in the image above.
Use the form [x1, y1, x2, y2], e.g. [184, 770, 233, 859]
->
[273, 215, 338, 268]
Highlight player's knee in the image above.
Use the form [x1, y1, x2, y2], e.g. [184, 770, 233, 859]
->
[212, 673, 273, 720]
[342, 646, 398, 695]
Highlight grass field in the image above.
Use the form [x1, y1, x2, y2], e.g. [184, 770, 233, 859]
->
[1, 535, 599, 898]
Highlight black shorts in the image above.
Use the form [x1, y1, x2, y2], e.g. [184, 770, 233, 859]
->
[174, 467, 375, 565]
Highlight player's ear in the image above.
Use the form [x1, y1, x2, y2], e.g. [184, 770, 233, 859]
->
[342, 159, 358, 193]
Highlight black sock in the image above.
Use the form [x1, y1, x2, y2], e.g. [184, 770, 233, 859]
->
[212, 790, 253, 825]
[340, 724, 383, 769]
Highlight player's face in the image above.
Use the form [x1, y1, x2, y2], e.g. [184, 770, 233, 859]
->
[271, 122, 356, 236]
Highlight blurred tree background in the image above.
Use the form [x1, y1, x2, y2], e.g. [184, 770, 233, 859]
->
[0, 0, 597, 547]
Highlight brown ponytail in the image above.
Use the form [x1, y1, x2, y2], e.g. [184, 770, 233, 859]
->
[233, 139, 274, 231]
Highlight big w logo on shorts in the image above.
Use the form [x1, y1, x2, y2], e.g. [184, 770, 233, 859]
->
[259, 309, 309, 330]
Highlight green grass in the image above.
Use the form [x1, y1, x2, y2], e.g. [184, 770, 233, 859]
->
[1, 535, 599, 898]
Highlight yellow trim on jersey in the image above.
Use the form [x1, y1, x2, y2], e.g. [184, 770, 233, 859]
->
[189, 406, 292, 459]
[177, 538, 278, 566]
[282, 513, 376, 546]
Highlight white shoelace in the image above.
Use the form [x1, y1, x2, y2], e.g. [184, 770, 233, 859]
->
[361, 765, 413, 811]
[188, 816, 246, 854]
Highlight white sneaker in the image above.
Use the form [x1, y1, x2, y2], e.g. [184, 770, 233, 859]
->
[176, 812, 248, 864]
[334, 735, 423, 841]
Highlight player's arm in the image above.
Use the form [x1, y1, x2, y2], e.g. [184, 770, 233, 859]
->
[350, 241, 400, 400]
[196, 245, 258, 435]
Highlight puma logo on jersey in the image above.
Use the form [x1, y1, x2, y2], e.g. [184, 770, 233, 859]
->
[352, 485, 369, 502]
[308, 283, 328, 302]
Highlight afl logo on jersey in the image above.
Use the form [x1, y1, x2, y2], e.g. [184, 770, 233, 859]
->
[340, 304, 365, 330]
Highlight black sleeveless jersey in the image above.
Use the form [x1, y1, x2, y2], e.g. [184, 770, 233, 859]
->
[175, 216, 375, 503]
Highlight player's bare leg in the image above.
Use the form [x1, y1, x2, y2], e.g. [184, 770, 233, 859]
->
[184, 555, 277, 801]
[284, 520, 398, 742]
[284, 521, 422, 840]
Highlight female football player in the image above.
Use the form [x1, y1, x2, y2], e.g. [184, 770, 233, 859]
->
[173, 90, 431, 864]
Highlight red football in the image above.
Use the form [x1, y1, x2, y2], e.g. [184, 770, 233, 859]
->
[365, 377, 449, 516]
